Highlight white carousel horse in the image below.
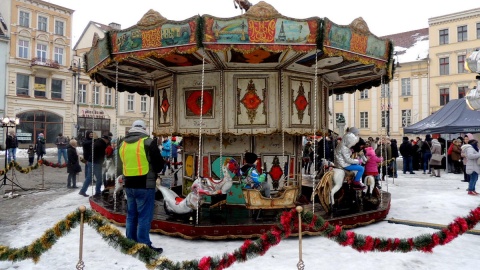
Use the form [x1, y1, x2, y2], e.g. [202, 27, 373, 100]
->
[202, 158, 238, 195]
[157, 159, 238, 214]
[363, 175, 376, 197]
[313, 168, 377, 212]
[103, 158, 116, 184]
[157, 177, 212, 215]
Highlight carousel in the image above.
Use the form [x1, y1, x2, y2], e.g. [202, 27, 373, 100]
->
[85, 1, 394, 240]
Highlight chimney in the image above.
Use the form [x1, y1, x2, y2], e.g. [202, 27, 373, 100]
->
[108, 22, 121, 30]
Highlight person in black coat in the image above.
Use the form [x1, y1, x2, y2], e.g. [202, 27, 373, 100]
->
[5, 131, 19, 163]
[389, 139, 399, 177]
[399, 137, 415, 174]
[66, 139, 81, 188]
[35, 133, 46, 162]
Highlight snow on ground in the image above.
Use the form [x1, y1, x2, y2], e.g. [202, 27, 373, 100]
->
[0, 151, 479, 269]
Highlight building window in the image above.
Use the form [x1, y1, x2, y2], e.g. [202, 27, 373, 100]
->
[19, 11, 30, 27]
[477, 23, 480, 39]
[55, 20, 64, 36]
[359, 90, 368, 99]
[18, 40, 29, 59]
[360, 112, 368, 128]
[54, 47, 63, 65]
[51, 79, 63, 99]
[141, 96, 148, 112]
[36, 43, 47, 62]
[458, 55, 466, 73]
[381, 111, 389, 128]
[457, 25, 467, 42]
[38, 15, 47, 31]
[93, 86, 100, 105]
[79, 84, 87, 104]
[16, 74, 30, 96]
[17, 111, 64, 145]
[127, 95, 134, 111]
[76, 118, 111, 144]
[34, 77, 47, 98]
[381, 84, 389, 98]
[401, 110, 411, 127]
[440, 88, 450, 106]
[440, 57, 449, 75]
[401, 78, 411, 96]
[335, 94, 343, 101]
[439, 29, 449, 45]
[458, 86, 467, 99]
[105, 88, 112, 106]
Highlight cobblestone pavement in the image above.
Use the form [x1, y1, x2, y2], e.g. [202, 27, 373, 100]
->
[0, 156, 82, 242]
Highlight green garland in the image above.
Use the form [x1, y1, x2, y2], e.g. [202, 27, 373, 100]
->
[0, 161, 40, 176]
[1, 205, 480, 269]
[0, 209, 159, 265]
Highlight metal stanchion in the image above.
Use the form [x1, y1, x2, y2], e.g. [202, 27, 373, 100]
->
[76, 205, 86, 270]
[296, 206, 305, 270]
[41, 163, 45, 190]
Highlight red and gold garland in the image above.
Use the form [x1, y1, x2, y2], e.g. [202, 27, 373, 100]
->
[38, 159, 67, 168]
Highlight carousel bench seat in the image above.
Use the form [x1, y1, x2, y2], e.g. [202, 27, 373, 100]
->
[242, 186, 299, 210]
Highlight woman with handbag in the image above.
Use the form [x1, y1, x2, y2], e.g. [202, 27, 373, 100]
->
[428, 138, 443, 177]
[461, 139, 480, 195]
[67, 139, 81, 189]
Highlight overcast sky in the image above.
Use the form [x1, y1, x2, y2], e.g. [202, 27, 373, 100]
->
[44, 0, 479, 45]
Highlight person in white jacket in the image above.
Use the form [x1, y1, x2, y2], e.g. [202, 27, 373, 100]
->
[333, 127, 367, 190]
[461, 139, 480, 195]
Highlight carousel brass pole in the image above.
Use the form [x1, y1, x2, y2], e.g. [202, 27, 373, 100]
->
[76, 205, 86, 270]
[296, 206, 305, 270]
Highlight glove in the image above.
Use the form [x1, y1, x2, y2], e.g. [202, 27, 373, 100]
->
[358, 158, 363, 165]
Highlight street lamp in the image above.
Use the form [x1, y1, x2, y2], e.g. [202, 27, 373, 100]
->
[1, 116, 23, 190]
[69, 58, 82, 138]
[336, 114, 346, 137]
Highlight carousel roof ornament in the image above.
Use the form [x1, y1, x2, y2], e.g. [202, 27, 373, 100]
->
[465, 49, 480, 111]
[244, 1, 280, 18]
[84, 1, 394, 96]
[136, 9, 168, 27]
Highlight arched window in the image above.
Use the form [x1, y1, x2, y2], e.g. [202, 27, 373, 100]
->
[16, 110, 63, 145]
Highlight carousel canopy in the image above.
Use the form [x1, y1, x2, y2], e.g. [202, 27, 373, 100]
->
[85, 1, 393, 96]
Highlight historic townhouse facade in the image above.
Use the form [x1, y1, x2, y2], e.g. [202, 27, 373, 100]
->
[0, 12, 9, 148]
[329, 8, 480, 141]
[0, 0, 74, 147]
[73, 21, 154, 140]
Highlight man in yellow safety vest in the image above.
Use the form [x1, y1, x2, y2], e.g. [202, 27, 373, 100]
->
[117, 120, 164, 253]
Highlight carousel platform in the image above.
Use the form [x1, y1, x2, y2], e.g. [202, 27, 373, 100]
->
[89, 189, 391, 240]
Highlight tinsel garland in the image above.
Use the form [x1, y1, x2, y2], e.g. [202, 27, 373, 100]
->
[0, 161, 40, 176]
[0, 205, 479, 269]
[38, 159, 67, 168]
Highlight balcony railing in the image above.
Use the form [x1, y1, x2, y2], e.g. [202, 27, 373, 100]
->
[30, 57, 60, 69]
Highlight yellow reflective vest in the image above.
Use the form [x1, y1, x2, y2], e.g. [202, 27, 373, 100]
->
[119, 138, 149, 176]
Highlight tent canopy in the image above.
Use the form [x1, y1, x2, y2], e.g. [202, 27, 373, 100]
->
[403, 98, 480, 134]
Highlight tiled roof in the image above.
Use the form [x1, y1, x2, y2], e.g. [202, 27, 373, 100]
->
[0, 12, 7, 36]
[91, 21, 112, 32]
[382, 28, 429, 53]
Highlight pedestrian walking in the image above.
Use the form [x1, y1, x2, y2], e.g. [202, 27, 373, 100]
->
[461, 139, 480, 195]
[27, 145, 35, 166]
[55, 133, 69, 164]
[66, 139, 81, 189]
[5, 131, 18, 163]
[35, 133, 46, 162]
